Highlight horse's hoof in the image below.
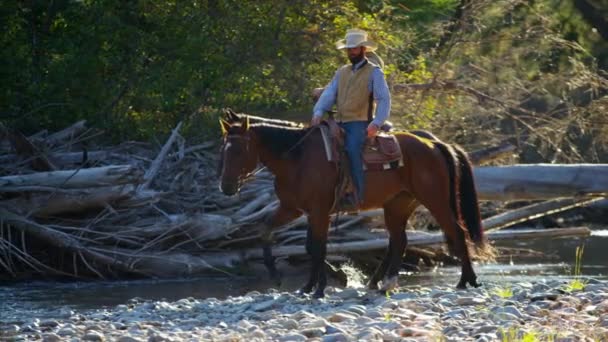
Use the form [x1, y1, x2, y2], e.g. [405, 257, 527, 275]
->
[470, 280, 482, 288]
[456, 281, 467, 290]
[270, 270, 283, 287]
[297, 285, 313, 296]
[367, 281, 379, 291]
[312, 289, 325, 299]
[379, 275, 399, 293]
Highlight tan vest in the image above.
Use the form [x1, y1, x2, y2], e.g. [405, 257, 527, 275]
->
[336, 62, 376, 122]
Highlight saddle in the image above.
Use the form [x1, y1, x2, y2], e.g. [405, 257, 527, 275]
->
[319, 119, 403, 170]
[319, 119, 403, 212]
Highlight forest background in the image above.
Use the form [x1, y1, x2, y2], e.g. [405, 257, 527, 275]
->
[1, 0, 607, 164]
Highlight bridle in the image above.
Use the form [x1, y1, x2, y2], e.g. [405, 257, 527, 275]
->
[220, 133, 265, 187]
[219, 123, 319, 189]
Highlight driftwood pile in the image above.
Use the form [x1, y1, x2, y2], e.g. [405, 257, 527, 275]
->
[0, 121, 596, 280]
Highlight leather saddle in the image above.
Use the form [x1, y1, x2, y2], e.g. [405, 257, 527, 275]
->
[319, 119, 403, 170]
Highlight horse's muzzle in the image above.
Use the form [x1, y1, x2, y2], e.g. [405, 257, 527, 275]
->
[219, 181, 239, 196]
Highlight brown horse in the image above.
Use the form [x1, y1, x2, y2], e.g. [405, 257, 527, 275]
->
[218, 111, 488, 298]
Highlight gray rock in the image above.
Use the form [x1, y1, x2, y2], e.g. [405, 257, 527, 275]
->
[474, 325, 497, 334]
[443, 308, 468, 319]
[322, 333, 351, 342]
[492, 305, 523, 319]
[335, 288, 361, 300]
[2, 325, 19, 335]
[39, 320, 60, 328]
[278, 333, 307, 341]
[325, 324, 347, 335]
[530, 292, 559, 301]
[300, 327, 325, 338]
[390, 292, 416, 300]
[83, 330, 104, 341]
[328, 312, 357, 323]
[456, 297, 486, 305]
[57, 327, 76, 337]
[117, 337, 143, 342]
[41, 333, 62, 342]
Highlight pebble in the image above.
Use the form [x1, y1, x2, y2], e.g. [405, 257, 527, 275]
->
[2, 280, 605, 341]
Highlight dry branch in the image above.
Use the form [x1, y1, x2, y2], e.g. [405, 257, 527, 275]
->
[139, 121, 183, 190]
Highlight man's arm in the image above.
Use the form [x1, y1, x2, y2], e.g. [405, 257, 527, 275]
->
[369, 67, 391, 128]
[312, 71, 340, 119]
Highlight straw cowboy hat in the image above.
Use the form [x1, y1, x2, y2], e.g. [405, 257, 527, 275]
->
[335, 29, 378, 52]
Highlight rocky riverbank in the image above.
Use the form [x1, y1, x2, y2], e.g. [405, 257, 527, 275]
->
[2, 279, 608, 341]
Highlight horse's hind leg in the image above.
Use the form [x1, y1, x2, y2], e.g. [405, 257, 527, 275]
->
[368, 193, 416, 292]
[423, 201, 479, 289]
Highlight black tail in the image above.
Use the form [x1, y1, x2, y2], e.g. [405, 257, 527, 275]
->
[434, 142, 461, 252]
[454, 147, 485, 244]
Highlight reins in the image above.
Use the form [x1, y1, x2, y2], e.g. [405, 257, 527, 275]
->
[223, 124, 320, 184]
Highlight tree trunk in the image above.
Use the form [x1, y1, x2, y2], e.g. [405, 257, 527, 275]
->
[474, 164, 608, 200]
[0, 165, 143, 191]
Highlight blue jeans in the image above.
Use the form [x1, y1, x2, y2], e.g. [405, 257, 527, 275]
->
[339, 121, 367, 202]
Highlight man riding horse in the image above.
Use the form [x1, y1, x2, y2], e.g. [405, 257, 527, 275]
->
[310, 29, 391, 210]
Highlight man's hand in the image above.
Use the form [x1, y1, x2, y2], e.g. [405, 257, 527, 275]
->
[311, 116, 322, 126]
[367, 123, 379, 138]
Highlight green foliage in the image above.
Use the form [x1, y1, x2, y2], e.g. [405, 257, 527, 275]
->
[0, 0, 606, 152]
[564, 244, 588, 291]
[493, 285, 514, 299]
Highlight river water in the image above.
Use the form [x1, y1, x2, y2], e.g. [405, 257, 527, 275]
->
[1, 228, 607, 326]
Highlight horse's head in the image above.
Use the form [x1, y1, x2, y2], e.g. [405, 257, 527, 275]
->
[218, 115, 258, 196]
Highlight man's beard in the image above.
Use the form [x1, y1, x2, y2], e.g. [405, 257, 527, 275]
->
[348, 50, 365, 64]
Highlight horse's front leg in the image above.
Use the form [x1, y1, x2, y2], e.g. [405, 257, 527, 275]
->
[299, 213, 330, 298]
[261, 205, 302, 286]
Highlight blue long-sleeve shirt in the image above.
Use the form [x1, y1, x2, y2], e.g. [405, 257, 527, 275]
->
[313, 59, 391, 127]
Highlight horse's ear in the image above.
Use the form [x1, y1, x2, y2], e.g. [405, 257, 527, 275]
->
[225, 108, 239, 122]
[243, 115, 250, 130]
[219, 118, 230, 135]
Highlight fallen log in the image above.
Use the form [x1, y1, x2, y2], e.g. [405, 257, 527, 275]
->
[0, 186, 134, 216]
[0, 165, 143, 191]
[46, 120, 88, 146]
[474, 164, 608, 200]
[468, 141, 516, 165]
[239, 226, 591, 259]
[483, 197, 605, 231]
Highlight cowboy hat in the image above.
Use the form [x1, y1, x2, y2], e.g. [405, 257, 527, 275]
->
[335, 29, 377, 51]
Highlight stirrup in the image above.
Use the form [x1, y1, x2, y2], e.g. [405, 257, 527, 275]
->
[337, 193, 360, 212]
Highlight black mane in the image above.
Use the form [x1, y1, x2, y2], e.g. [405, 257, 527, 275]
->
[237, 113, 304, 128]
[251, 123, 311, 159]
